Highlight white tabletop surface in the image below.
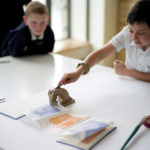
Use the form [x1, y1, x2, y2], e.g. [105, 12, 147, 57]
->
[0, 54, 150, 150]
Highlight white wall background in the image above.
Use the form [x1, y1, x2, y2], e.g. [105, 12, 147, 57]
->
[89, 0, 105, 50]
[70, 0, 118, 51]
[71, 0, 87, 42]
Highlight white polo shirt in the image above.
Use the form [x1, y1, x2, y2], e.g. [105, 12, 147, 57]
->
[109, 26, 150, 73]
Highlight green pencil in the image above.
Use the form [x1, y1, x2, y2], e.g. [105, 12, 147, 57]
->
[120, 125, 141, 150]
[120, 117, 147, 150]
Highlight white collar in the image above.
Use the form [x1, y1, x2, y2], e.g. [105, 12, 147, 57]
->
[30, 31, 44, 41]
[129, 41, 136, 47]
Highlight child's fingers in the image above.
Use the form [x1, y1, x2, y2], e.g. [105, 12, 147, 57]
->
[57, 74, 71, 87]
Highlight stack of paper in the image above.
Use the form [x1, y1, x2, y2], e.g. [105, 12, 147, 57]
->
[57, 118, 116, 150]
[25, 104, 88, 130]
[25, 103, 116, 149]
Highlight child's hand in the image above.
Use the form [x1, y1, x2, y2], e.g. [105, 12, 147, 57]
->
[57, 71, 81, 87]
[113, 59, 127, 75]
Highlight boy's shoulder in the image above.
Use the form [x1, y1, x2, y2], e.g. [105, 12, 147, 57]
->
[6, 22, 31, 42]
[2, 22, 30, 48]
[119, 25, 129, 34]
[44, 24, 55, 37]
[10, 22, 29, 34]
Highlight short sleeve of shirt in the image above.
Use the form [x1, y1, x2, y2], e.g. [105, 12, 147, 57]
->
[109, 26, 130, 52]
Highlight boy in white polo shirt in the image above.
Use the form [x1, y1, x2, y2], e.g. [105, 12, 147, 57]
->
[58, 0, 150, 86]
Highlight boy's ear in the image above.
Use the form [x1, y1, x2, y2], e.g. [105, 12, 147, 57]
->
[23, 16, 28, 25]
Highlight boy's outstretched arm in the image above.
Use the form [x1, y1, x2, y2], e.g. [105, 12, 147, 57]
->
[57, 43, 116, 87]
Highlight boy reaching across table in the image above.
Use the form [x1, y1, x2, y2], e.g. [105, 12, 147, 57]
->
[58, 0, 150, 86]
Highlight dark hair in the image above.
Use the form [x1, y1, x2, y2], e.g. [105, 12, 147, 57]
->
[127, 0, 150, 28]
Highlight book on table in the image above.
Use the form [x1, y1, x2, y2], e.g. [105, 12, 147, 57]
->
[25, 103, 117, 150]
[57, 117, 116, 150]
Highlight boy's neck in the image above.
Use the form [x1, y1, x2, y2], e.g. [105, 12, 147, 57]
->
[30, 31, 44, 40]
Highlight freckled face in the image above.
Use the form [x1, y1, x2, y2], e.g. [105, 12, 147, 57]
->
[128, 23, 150, 50]
[24, 13, 49, 36]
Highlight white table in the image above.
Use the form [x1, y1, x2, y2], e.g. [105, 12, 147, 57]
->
[0, 54, 150, 150]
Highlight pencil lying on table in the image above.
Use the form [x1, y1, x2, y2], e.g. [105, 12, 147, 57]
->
[120, 117, 147, 150]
